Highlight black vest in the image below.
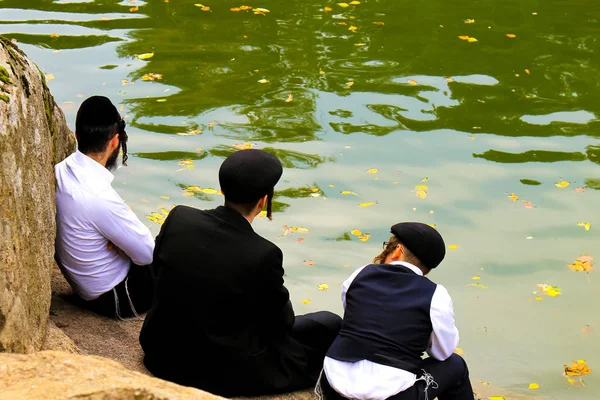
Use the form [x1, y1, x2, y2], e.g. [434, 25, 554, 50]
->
[326, 263, 437, 373]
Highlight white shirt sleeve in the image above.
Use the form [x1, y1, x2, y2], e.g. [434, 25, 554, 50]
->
[89, 193, 155, 266]
[341, 265, 368, 309]
[426, 284, 460, 360]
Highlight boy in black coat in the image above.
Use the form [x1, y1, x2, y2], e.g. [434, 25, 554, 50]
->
[140, 149, 341, 397]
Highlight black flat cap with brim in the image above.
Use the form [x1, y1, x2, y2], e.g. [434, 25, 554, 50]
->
[219, 149, 283, 203]
[391, 222, 446, 269]
[76, 96, 121, 128]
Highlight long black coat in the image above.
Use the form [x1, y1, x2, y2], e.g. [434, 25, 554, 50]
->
[140, 206, 311, 396]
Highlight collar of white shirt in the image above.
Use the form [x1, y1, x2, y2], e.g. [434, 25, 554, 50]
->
[389, 260, 423, 276]
[70, 150, 115, 185]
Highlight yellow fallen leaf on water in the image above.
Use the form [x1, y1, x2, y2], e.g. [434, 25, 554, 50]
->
[489, 397, 505, 400]
[359, 202, 377, 207]
[568, 254, 594, 272]
[467, 37, 478, 42]
[186, 186, 202, 191]
[464, 19, 475, 24]
[350, 0, 360, 4]
[310, 188, 319, 192]
[408, 79, 417, 85]
[555, 180, 570, 188]
[324, 6, 332, 11]
[341, 190, 359, 195]
[427, 223, 437, 228]
[160, 208, 170, 216]
[156, 99, 167, 102]
[454, 348, 464, 355]
[329, 184, 335, 188]
[346, 81, 355, 87]
[577, 222, 591, 231]
[481, 382, 489, 386]
[233, 142, 253, 150]
[467, 283, 488, 289]
[303, 260, 315, 267]
[137, 52, 154, 60]
[358, 233, 370, 242]
[296, 227, 310, 233]
[141, 73, 163, 81]
[160, 196, 170, 200]
[448, 244, 458, 249]
[564, 360, 592, 376]
[100, 16, 110, 21]
[253, 7, 270, 13]
[348, 25, 358, 31]
[367, 168, 378, 174]
[318, 283, 330, 290]
[50, 33, 59, 38]
[239, 5, 253, 10]
[458, 35, 470, 40]
[508, 192, 518, 201]
[415, 184, 428, 191]
[350, 229, 362, 236]
[182, 191, 195, 197]
[416, 190, 427, 199]
[355, 43, 366, 46]
[537, 284, 561, 297]
[472, 276, 481, 280]
[528, 383, 539, 389]
[301, 299, 311, 304]
[525, 69, 531, 75]
[285, 93, 293, 102]
[201, 188, 219, 194]
[257, 210, 267, 218]
[373, 21, 385, 25]
[258, 78, 269, 83]
[338, 2, 349, 7]
[506, 33, 516, 38]
[45, 74, 55, 81]
[130, 6, 139, 11]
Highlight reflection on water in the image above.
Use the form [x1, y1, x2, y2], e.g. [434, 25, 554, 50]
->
[2, 0, 600, 397]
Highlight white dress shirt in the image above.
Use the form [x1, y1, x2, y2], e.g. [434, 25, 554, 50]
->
[55, 151, 154, 300]
[324, 261, 459, 400]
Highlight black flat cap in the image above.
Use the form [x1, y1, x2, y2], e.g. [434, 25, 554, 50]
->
[219, 149, 283, 203]
[76, 96, 121, 128]
[391, 222, 446, 269]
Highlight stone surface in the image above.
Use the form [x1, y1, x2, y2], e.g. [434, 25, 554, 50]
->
[41, 319, 80, 354]
[0, 36, 76, 353]
[0, 351, 225, 400]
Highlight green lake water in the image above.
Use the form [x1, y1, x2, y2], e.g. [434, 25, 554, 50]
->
[1, 0, 599, 398]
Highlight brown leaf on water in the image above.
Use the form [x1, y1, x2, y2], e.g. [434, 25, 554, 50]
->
[303, 260, 315, 267]
[567, 254, 594, 272]
[296, 238, 304, 243]
[582, 325, 594, 335]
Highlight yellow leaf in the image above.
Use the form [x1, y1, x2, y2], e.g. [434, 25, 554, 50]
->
[415, 184, 428, 191]
[350, 0, 360, 3]
[528, 383, 539, 389]
[467, 283, 488, 289]
[577, 222, 591, 231]
[448, 244, 458, 249]
[45, 74, 55, 81]
[355, 43, 366, 46]
[350, 229, 362, 236]
[329, 184, 335, 188]
[258, 78, 269, 83]
[458, 35, 470, 40]
[200, 188, 219, 194]
[50, 33, 59, 38]
[358, 202, 377, 208]
[463, 19, 475, 24]
[348, 25, 358, 31]
[506, 33, 516, 38]
[472, 276, 481, 280]
[564, 360, 592, 377]
[100, 16, 110, 21]
[159, 195, 170, 200]
[555, 180, 570, 188]
[254, 7, 270, 12]
[467, 37, 478, 42]
[130, 6, 139, 11]
[508, 192, 518, 201]
[233, 142, 253, 150]
[156, 99, 167, 103]
[137, 52, 154, 60]
[318, 283, 330, 290]
[303, 260, 315, 267]
[358, 233, 370, 242]
[324, 6, 333, 11]
[373, 21, 385, 25]
[416, 190, 427, 199]
[194, 3, 204, 7]
[489, 397, 506, 400]
[160, 208, 170, 216]
[525, 69, 531, 75]
[338, 2, 349, 7]
[182, 191, 195, 197]
[202, 6, 210, 11]
[536, 296, 543, 301]
[340, 190, 359, 195]
[408, 79, 417, 85]
[285, 93, 293, 103]
[301, 299, 311, 304]
[346, 81, 354, 87]
[296, 227, 310, 233]
[186, 186, 201, 192]
[257, 210, 267, 218]
[537, 284, 561, 297]
[454, 347, 463, 355]
[367, 168, 379, 174]
[230, 7, 241, 11]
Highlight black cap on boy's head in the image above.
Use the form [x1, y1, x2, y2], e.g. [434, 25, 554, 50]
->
[391, 222, 446, 269]
[76, 96, 128, 165]
[219, 149, 283, 204]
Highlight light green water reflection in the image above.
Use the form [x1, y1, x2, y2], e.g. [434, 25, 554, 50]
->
[1, 0, 599, 398]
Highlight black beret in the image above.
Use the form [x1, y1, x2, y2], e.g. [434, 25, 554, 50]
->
[391, 222, 446, 269]
[219, 149, 283, 203]
[76, 96, 120, 128]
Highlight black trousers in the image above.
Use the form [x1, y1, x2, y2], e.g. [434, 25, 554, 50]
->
[292, 311, 343, 383]
[82, 263, 154, 319]
[321, 353, 474, 400]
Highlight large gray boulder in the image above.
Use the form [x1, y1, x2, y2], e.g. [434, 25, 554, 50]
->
[0, 36, 75, 353]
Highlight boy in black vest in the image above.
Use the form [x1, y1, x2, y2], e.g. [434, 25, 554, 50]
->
[320, 222, 474, 400]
